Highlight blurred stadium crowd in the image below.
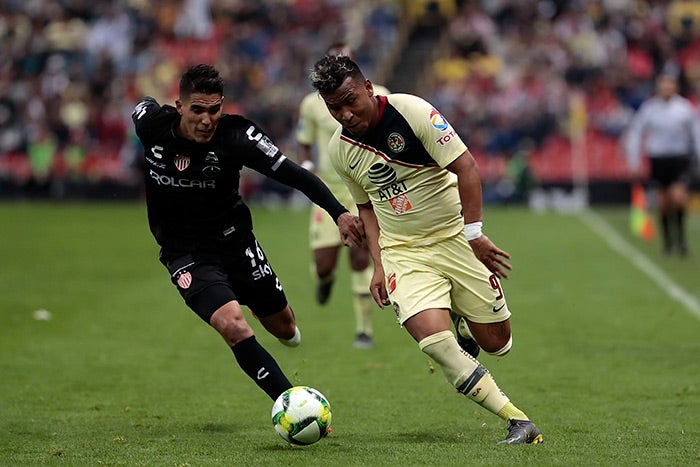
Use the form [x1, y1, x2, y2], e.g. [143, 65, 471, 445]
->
[0, 0, 699, 200]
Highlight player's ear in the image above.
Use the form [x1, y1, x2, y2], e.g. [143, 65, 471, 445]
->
[175, 99, 183, 115]
[365, 80, 374, 97]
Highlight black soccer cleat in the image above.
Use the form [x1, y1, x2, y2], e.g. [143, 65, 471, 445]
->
[498, 419, 543, 445]
[316, 278, 334, 305]
[353, 332, 374, 349]
[449, 310, 480, 358]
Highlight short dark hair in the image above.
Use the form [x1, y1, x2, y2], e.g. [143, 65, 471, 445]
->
[179, 64, 224, 99]
[310, 55, 365, 96]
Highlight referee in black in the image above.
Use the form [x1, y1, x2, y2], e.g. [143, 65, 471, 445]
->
[625, 72, 700, 256]
[132, 64, 363, 402]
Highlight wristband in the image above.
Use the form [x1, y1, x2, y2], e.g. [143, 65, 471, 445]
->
[300, 160, 315, 171]
[463, 221, 483, 241]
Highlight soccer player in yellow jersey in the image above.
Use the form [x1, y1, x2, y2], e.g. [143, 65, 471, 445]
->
[310, 55, 543, 445]
[296, 44, 390, 349]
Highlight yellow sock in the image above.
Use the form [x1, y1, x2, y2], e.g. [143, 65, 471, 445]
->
[352, 269, 374, 335]
[497, 402, 529, 421]
[352, 293, 374, 335]
[419, 331, 511, 416]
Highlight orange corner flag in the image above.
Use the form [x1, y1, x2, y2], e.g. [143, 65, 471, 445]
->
[630, 183, 656, 242]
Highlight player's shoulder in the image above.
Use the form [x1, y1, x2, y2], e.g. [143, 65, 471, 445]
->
[132, 97, 171, 123]
[386, 93, 433, 110]
[218, 113, 252, 130]
[385, 93, 436, 123]
[132, 97, 178, 139]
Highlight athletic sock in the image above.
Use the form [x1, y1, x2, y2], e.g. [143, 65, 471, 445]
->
[352, 292, 374, 336]
[231, 336, 292, 400]
[419, 331, 513, 416]
[352, 269, 374, 335]
[497, 401, 529, 422]
[661, 213, 672, 251]
[278, 326, 301, 347]
[676, 209, 687, 251]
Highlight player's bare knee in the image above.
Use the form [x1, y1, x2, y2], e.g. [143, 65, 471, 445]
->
[212, 314, 253, 345]
[483, 335, 512, 356]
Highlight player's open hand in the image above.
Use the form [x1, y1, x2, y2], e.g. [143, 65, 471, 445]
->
[468, 235, 512, 279]
[338, 212, 365, 247]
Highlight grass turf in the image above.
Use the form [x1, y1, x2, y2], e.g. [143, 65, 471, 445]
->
[0, 201, 698, 465]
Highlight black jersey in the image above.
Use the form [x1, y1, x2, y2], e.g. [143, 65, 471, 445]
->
[132, 97, 347, 251]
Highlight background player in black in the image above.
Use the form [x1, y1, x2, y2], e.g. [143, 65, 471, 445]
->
[132, 64, 363, 402]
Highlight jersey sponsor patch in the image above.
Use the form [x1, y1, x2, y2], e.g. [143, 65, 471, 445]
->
[174, 154, 190, 171]
[368, 163, 398, 186]
[388, 193, 413, 215]
[245, 125, 279, 157]
[256, 135, 279, 157]
[429, 108, 449, 131]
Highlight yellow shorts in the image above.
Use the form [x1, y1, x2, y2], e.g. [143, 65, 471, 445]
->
[309, 191, 358, 250]
[381, 234, 511, 325]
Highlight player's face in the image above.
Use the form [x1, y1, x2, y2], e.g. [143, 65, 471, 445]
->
[656, 75, 677, 100]
[323, 77, 377, 136]
[176, 92, 223, 143]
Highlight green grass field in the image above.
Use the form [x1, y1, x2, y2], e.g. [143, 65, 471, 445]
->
[1, 201, 698, 466]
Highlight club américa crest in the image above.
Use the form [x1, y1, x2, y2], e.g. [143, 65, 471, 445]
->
[387, 132, 405, 153]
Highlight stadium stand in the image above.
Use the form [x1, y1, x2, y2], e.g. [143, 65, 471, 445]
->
[0, 1, 698, 202]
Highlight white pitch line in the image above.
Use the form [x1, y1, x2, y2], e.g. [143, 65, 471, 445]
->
[579, 209, 700, 319]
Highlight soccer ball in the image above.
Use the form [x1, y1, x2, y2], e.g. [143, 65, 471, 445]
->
[271, 386, 332, 445]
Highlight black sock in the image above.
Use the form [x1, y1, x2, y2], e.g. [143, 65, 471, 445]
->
[231, 336, 292, 401]
[660, 213, 672, 250]
[676, 209, 686, 249]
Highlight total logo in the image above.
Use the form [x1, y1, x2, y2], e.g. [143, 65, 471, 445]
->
[435, 129, 457, 146]
[429, 109, 449, 131]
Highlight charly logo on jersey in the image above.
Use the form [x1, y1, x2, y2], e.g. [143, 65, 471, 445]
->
[174, 154, 190, 171]
[368, 163, 413, 215]
[429, 109, 449, 131]
[387, 132, 405, 153]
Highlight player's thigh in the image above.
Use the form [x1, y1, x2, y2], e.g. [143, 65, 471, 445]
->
[309, 205, 343, 250]
[348, 243, 370, 271]
[313, 245, 341, 276]
[381, 246, 452, 326]
[439, 235, 511, 324]
[159, 251, 236, 323]
[227, 235, 289, 318]
[403, 308, 452, 343]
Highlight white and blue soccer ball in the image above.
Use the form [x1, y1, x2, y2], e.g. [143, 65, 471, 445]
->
[271, 386, 332, 445]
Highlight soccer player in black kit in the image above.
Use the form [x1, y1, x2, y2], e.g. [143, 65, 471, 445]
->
[131, 64, 363, 402]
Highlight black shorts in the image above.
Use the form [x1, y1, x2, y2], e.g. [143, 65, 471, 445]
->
[649, 155, 691, 187]
[159, 233, 288, 323]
